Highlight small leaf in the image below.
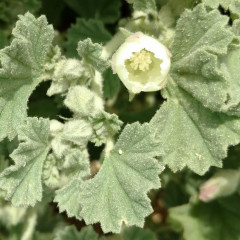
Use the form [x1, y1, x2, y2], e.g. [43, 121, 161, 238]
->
[64, 86, 104, 117]
[62, 120, 93, 146]
[77, 38, 109, 72]
[54, 149, 90, 218]
[79, 122, 164, 233]
[0, 117, 50, 207]
[0, 12, 54, 140]
[66, 18, 111, 58]
[89, 111, 123, 146]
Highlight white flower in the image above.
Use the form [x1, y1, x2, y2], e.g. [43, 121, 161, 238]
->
[111, 32, 171, 95]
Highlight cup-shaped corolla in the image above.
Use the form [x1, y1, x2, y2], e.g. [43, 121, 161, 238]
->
[111, 32, 171, 95]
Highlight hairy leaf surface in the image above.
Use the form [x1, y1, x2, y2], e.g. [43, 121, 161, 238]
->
[171, 4, 235, 113]
[77, 38, 109, 72]
[54, 150, 90, 218]
[0, 117, 50, 206]
[79, 122, 164, 233]
[203, 0, 240, 18]
[0, 13, 54, 140]
[151, 81, 240, 174]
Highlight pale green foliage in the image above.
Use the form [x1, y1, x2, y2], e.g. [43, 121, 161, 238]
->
[170, 4, 234, 113]
[219, 46, 240, 115]
[54, 178, 83, 219]
[79, 122, 164, 233]
[0, 118, 50, 206]
[151, 81, 240, 175]
[77, 38, 109, 72]
[54, 149, 90, 218]
[89, 111, 123, 146]
[66, 18, 111, 58]
[203, 0, 240, 18]
[126, 0, 157, 12]
[169, 195, 240, 240]
[50, 120, 70, 159]
[0, 12, 54, 140]
[42, 154, 60, 189]
[150, 4, 240, 174]
[64, 86, 104, 117]
[54, 225, 105, 240]
[62, 120, 93, 146]
[47, 58, 86, 96]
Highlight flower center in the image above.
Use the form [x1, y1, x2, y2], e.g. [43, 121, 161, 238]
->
[128, 49, 153, 72]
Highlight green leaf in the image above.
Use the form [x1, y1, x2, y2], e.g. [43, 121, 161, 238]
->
[170, 4, 235, 113]
[54, 149, 90, 219]
[42, 154, 60, 189]
[0, 117, 50, 207]
[103, 68, 121, 99]
[62, 120, 93, 146]
[77, 38, 109, 73]
[89, 111, 123, 146]
[79, 122, 164, 233]
[219, 46, 240, 115]
[66, 18, 111, 58]
[0, 12, 54, 140]
[54, 225, 104, 240]
[64, 86, 103, 117]
[169, 195, 240, 240]
[203, 0, 240, 18]
[126, 0, 157, 12]
[64, 0, 121, 24]
[123, 226, 157, 240]
[150, 81, 240, 175]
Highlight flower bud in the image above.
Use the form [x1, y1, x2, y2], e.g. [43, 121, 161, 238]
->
[111, 32, 171, 95]
[199, 169, 240, 202]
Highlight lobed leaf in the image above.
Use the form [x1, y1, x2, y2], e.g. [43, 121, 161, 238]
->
[79, 122, 164, 233]
[151, 81, 240, 175]
[170, 4, 235, 113]
[54, 150, 90, 218]
[0, 12, 54, 140]
[0, 117, 50, 206]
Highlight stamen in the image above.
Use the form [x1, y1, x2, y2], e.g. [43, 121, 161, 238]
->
[129, 49, 153, 71]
